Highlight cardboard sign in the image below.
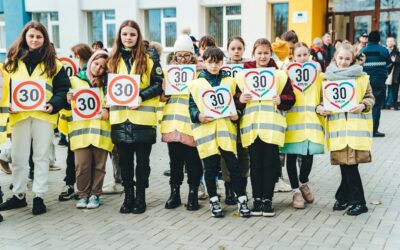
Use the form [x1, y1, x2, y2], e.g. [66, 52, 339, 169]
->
[323, 79, 357, 112]
[221, 64, 243, 78]
[12, 80, 46, 111]
[72, 88, 101, 121]
[243, 68, 276, 100]
[165, 64, 196, 95]
[200, 86, 237, 119]
[59, 57, 79, 77]
[107, 74, 140, 107]
[287, 61, 319, 93]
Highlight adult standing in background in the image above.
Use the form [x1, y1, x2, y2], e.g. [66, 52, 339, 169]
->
[355, 33, 369, 53]
[322, 33, 335, 66]
[360, 31, 392, 137]
[384, 36, 400, 110]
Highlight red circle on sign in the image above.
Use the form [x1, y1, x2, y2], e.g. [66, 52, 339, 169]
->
[13, 81, 45, 110]
[108, 75, 139, 105]
[60, 57, 78, 75]
[72, 89, 101, 119]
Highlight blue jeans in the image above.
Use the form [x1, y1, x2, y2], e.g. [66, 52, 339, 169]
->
[385, 85, 393, 106]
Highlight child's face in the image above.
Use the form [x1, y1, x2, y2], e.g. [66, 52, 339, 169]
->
[336, 50, 353, 68]
[205, 58, 223, 74]
[294, 47, 309, 64]
[254, 45, 271, 67]
[175, 51, 193, 64]
[26, 28, 44, 50]
[121, 26, 138, 48]
[228, 40, 245, 61]
[90, 57, 107, 77]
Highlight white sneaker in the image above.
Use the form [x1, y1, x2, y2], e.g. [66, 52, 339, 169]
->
[102, 183, 123, 195]
[76, 198, 88, 209]
[274, 178, 292, 192]
[198, 180, 208, 200]
[86, 195, 100, 209]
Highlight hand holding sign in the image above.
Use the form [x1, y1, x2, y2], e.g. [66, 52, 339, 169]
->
[59, 57, 79, 77]
[221, 64, 243, 78]
[12, 80, 46, 112]
[323, 79, 357, 112]
[165, 65, 196, 95]
[287, 62, 319, 93]
[107, 74, 140, 107]
[243, 68, 276, 100]
[201, 86, 237, 119]
[72, 88, 102, 121]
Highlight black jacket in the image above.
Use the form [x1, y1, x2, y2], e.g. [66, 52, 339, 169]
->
[16, 49, 70, 114]
[111, 49, 164, 144]
[388, 47, 400, 85]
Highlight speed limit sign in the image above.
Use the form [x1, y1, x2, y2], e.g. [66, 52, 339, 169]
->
[107, 74, 140, 106]
[72, 88, 101, 121]
[59, 57, 79, 77]
[12, 80, 46, 111]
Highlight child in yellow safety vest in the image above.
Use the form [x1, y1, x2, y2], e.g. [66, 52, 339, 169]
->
[160, 35, 203, 211]
[316, 43, 375, 216]
[66, 51, 112, 209]
[0, 21, 71, 215]
[282, 42, 324, 209]
[236, 39, 295, 217]
[187, 47, 251, 218]
[107, 20, 163, 214]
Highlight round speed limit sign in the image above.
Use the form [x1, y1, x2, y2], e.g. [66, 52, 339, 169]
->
[59, 57, 78, 77]
[72, 88, 101, 120]
[107, 74, 140, 106]
[12, 80, 46, 111]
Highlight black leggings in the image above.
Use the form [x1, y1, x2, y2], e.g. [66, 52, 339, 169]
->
[286, 154, 313, 189]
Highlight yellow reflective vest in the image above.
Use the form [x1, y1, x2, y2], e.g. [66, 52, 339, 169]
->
[8, 60, 63, 127]
[187, 77, 237, 159]
[285, 73, 325, 145]
[68, 76, 113, 152]
[325, 75, 373, 152]
[0, 64, 9, 145]
[236, 70, 288, 147]
[57, 109, 71, 136]
[109, 56, 159, 126]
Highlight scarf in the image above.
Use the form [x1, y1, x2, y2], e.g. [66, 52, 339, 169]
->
[324, 63, 366, 80]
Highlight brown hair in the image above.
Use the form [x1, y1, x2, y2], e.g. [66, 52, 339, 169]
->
[90, 53, 109, 87]
[199, 35, 216, 49]
[71, 43, 93, 64]
[203, 47, 224, 63]
[108, 20, 147, 75]
[227, 36, 245, 50]
[293, 42, 309, 53]
[281, 30, 299, 44]
[5, 21, 57, 77]
[252, 38, 272, 56]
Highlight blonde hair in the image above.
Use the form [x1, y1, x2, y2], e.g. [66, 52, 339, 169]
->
[332, 43, 356, 65]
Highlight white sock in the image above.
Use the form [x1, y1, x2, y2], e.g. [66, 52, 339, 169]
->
[16, 193, 25, 200]
[238, 196, 247, 203]
[293, 188, 300, 193]
[35, 193, 43, 198]
[210, 196, 219, 202]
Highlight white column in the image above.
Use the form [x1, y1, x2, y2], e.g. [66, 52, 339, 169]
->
[58, 0, 83, 56]
[176, 0, 202, 38]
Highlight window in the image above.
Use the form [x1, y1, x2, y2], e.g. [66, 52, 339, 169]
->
[271, 3, 288, 39]
[380, 12, 400, 44]
[0, 14, 5, 52]
[207, 5, 241, 47]
[87, 10, 116, 49]
[145, 8, 177, 48]
[32, 12, 60, 49]
[381, 0, 400, 9]
[332, 0, 375, 12]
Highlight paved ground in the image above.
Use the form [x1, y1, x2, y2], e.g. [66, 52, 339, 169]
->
[0, 110, 400, 250]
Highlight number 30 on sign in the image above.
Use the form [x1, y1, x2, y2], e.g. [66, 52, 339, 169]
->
[107, 74, 140, 107]
[323, 79, 357, 112]
[201, 86, 237, 119]
[12, 80, 46, 111]
[72, 88, 101, 121]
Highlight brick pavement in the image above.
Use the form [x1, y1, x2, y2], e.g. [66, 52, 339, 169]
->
[0, 110, 400, 249]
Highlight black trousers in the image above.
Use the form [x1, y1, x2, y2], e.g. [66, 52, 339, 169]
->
[248, 138, 279, 200]
[167, 142, 202, 187]
[393, 81, 400, 108]
[202, 149, 244, 198]
[286, 154, 313, 189]
[116, 143, 152, 189]
[64, 142, 76, 186]
[335, 164, 366, 205]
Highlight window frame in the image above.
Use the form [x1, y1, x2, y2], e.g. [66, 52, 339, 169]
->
[86, 10, 116, 50]
[31, 12, 60, 49]
[145, 8, 177, 49]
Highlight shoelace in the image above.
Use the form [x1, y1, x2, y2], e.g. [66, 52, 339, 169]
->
[240, 202, 250, 211]
[211, 202, 221, 210]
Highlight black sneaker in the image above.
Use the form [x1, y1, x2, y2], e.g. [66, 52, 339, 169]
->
[210, 197, 224, 218]
[32, 197, 46, 215]
[0, 213, 3, 222]
[237, 196, 251, 218]
[58, 185, 76, 201]
[251, 199, 263, 216]
[262, 199, 275, 217]
[0, 187, 3, 204]
[0, 195, 27, 211]
[346, 204, 368, 216]
[333, 200, 349, 211]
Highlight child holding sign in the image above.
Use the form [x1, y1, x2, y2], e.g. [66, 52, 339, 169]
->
[0, 21, 70, 215]
[316, 44, 374, 216]
[108, 20, 163, 214]
[236, 38, 295, 217]
[66, 51, 112, 209]
[160, 35, 203, 211]
[282, 42, 324, 209]
[188, 47, 251, 218]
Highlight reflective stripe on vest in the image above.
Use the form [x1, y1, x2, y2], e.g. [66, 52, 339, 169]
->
[60, 113, 72, 122]
[162, 114, 190, 123]
[244, 104, 275, 115]
[110, 105, 156, 113]
[0, 107, 8, 113]
[0, 126, 6, 132]
[286, 123, 323, 131]
[195, 131, 237, 146]
[168, 97, 188, 105]
[241, 123, 286, 134]
[69, 128, 111, 139]
[327, 130, 372, 139]
[327, 113, 373, 121]
[288, 105, 315, 113]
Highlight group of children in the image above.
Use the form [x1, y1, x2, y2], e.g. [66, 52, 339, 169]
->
[0, 20, 374, 221]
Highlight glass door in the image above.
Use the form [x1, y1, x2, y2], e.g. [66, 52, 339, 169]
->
[352, 15, 372, 42]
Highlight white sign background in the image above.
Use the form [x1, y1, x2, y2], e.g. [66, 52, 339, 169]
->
[200, 86, 237, 119]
